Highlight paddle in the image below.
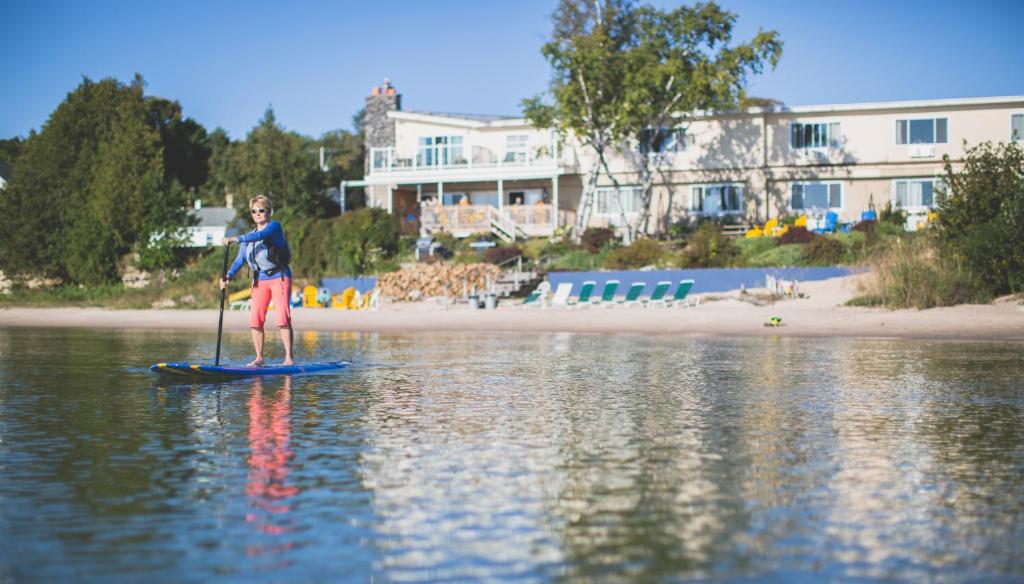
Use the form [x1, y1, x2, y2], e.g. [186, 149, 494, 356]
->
[214, 242, 232, 366]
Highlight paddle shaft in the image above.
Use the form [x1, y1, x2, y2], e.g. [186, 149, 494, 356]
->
[214, 242, 231, 366]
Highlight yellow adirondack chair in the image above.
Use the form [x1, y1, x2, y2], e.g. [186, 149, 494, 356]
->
[794, 214, 808, 227]
[745, 226, 764, 238]
[763, 218, 779, 236]
[303, 285, 320, 308]
[331, 287, 356, 310]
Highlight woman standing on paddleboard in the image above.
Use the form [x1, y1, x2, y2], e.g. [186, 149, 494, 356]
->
[220, 195, 294, 366]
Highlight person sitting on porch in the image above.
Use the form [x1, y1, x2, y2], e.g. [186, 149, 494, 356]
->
[459, 195, 470, 207]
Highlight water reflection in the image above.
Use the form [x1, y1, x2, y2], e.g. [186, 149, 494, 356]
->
[0, 329, 1022, 581]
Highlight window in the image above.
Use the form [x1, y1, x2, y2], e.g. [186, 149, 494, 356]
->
[418, 135, 464, 166]
[790, 122, 841, 149]
[505, 135, 529, 163]
[1012, 114, 1023, 142]
[896, 118, 948, 144]
[894, 179, 943, 209]
[594, 186, 643, 215]
[791, 183, 842, 210]
[640, 127, 685, 154]
[690, 184, 743, 215]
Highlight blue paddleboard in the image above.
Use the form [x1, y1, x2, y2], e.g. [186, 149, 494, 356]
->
[151, 361, 349, 377]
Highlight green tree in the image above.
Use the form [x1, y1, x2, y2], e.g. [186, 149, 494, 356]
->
[336, 207, 399, 275]
[937, 141, 1024, 294]
[0, 76, 189, 285]
[146, 96, 211, 193]
[0, 136, 23, 166]
[525, 0, 781, 242]
[236, 107, 331, 217]
[202, 128, 241, 206]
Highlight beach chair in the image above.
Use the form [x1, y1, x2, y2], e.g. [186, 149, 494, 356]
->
[332, 287, 356, 310]
[549, 282, 574, 308]
[615, 282, 646, 307]
[518, 281, 549, 308]
[568, 280, 597, 308]
[664, 279, 696, 308]
[358, 288, 376, 310]
[593, 280, 620, 308]
[813, 211, 838, 234]
[303, 285, 320, 308]
[641, 281, 672, 308]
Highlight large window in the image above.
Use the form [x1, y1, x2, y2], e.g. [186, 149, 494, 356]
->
[594, 186, 643, 215]
[505, 135, 529, 163]
[1012, 114, 1023, 142]
[418, 135, 464, 166]
[640, 127, 686, 155]
[791, 182, 842, 210]
[790, 122, 841, 149]
[691, 184, 742, 215]
[896, 118, 948, 144]
[894, 179, 943, 209]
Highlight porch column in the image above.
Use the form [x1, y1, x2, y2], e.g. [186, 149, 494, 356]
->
[438, 181, 443, 204]
[551, 174, 559, 235]
[497, 179, 504, 210]
[416, 183, 422, 203]
[387, 184, 394, 214]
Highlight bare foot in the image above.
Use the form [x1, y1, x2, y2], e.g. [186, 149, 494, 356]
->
[246, 359, 264, 367]
[282, 359, 294, 366]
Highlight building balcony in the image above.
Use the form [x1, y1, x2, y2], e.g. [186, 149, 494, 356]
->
[368, 145, 569, 182]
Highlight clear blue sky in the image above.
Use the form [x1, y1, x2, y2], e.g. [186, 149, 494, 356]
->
[3, 0, 1022, 140]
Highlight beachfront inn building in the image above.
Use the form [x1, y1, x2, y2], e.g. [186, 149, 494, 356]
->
[352, 80, 1024, 239]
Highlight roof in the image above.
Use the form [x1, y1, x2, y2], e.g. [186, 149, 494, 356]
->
[688, 95, 1024, 119]
[389, 110, 529, 128]
[404, 110, 518, 122]
[189, 207, 236, 227]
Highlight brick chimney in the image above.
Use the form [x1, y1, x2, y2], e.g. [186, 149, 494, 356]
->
[364, 78, 401, 173]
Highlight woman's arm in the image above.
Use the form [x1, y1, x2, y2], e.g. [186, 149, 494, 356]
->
[237, 220, 282, 243]
[225, 243, 247, 280]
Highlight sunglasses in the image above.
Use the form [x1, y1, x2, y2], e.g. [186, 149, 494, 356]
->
[251, 208, 269, 215]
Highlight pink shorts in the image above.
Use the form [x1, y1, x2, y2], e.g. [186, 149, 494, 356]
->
[250, 277, 292, 329]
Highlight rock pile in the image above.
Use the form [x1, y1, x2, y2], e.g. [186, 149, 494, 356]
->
[377, 263, 502, 301]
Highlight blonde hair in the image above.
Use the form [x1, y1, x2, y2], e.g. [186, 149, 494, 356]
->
[248, 195, 272, 214]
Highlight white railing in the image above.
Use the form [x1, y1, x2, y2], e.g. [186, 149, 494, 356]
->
[420, 204, 555, 237]
[369, 142, 561, 174]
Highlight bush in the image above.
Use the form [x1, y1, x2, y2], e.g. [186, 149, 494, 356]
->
[936, 141, 1024, 294]
[483, 245, 522, 265]
[581, 227, 616, 252]
[550, 249, 606, 271]
[878, 201, 908, 227]
[603, 239, 664, 269]
[735, 237, 778, 261]
[745, 244, 805, 267]
[679, 222, 740, 268]
[851, 219, 875, 234]
[777, 226, 816, 245]
[803, 237, 845, 265]
[852, 235, 989, 308]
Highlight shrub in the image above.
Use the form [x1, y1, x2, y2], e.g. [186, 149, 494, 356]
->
[851, 219, 875, 234]
[735, 236, 778, 264]
[483, 245, 522, 265]
[777, 226, 816, 245]
[551, 249, 606, 271]
[803, 237, 845, 265]
[852, 235, 989, 308]
[603, 239, 664, 269]
[679, 222, 739, 267]
[878, 201, 908, 227]
[745, 244, 805, 267]
[936, 141, 1024, 294]
[581, 227, 616, 252]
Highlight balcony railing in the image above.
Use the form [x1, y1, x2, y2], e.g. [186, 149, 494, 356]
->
[419, 204, 555, 239]
[369, 144, 561, 175]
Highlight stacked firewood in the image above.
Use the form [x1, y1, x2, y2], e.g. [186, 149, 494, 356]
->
[377, 263, 503, 301]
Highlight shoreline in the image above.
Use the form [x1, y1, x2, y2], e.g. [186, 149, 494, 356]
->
[2, 276, 1023, 340]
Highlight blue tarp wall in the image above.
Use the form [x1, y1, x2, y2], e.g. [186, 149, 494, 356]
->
[320, 277, 378, 295]
[547, 267, 852, 297]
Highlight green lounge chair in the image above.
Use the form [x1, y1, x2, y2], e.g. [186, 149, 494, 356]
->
[615, 282, 646, 307]
[569, 281, 596, 308]
[664, 279, 696, 308]
[641, 281, 672, 308]
[595, 279, 620, 308]
[519, 291, 542, 307]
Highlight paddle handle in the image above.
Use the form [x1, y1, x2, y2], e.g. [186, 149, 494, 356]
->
[215, 242, 231, 366]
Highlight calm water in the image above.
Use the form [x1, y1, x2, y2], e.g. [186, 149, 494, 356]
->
[1, 328, 1022, 582]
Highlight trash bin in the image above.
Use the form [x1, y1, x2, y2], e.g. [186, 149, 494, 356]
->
[468, 294, 481, 309]
[484, 292, 497, 310]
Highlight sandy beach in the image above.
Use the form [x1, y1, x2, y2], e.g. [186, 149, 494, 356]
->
[3, 275, 1023, 340]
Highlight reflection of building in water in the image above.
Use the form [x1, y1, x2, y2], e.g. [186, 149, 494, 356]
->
[246, 377, 298, 537]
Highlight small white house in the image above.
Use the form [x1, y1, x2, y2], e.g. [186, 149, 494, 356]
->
[186, 202, 236, 247]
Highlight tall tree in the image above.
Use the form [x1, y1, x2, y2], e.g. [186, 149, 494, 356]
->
[0, 76, 189, 285]
[526, 0, 782, 242]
